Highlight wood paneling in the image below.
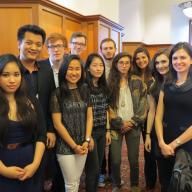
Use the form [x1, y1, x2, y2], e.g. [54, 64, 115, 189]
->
[111, 29, 120, 52]
[122, 42, 171, 58]
[122, 42, 143, 56]
[39, 6, 64, 58]
[0, 7, 33, 55]
[65, 17, 82, 41]
[99, 24, 110, 47]
[0, 0, 123, 60]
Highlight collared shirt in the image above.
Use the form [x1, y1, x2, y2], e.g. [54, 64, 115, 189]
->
[21, 62, 39, 98]
[49, 59, 59, 88]
[104, 59, 113, 80]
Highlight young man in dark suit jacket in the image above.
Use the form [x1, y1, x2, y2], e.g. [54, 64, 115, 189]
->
[17, 24, 56, 191]
[39, 33, 68, 192]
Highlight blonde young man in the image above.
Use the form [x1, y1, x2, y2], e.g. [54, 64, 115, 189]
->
[39, 33, 68, 192]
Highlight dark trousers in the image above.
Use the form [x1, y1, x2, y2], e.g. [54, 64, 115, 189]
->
[44, 149, 65, 192]
[142, 130, 157, 189]
[157, 156, 175, 192]
[85, 130, 106, 192]
[101, 148, 111, 176]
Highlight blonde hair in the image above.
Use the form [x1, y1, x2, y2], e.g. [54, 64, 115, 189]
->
[45, 33, 67, 48]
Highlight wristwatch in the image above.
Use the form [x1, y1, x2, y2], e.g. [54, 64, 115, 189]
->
[85, 137, 91, 143]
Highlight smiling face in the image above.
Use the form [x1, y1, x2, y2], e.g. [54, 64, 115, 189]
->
[89, 57, 104, 80]
[155, 54, 169, 75]
[117, 56, 131, 76]
[135, 52, 149, 70]
[66, 59, 82, 87]
[18, 32, 43, 62]
[0, 61, 21, 95]
[172, 48, 192, 75]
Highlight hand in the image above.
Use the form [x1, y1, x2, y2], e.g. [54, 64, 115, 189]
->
[106, 132, 111, 146]
[160, 142, 175, 157]
[74, 145, 86, 155]
[145, 135, 151, 152]
[46, 132, 56, 149]
[121, 121, 133, 133]
[82, 142, 88, 154]
[3, 166, 25, 179]
[88, 137, 94, 151]
[19, 163, 37, 181]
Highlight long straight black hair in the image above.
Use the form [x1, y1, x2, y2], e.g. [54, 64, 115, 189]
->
[84, 53, 108, 95]
[0, 54, 37, 146]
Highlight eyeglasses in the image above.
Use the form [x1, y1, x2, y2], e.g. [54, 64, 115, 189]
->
[118, 61, 130, 66]
[47, 44, 65, 49]
[71, 42, 86, 47]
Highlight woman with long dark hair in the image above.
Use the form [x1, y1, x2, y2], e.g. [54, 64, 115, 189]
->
[0, 54, 46, 192]
[145, 48, 170, 192]
[155, 42, 192, 191]
[84, 53, 111, 191]
[50, 54, 93, 192]
[108, 52, 147, 192]
[132, 47, 156, 191]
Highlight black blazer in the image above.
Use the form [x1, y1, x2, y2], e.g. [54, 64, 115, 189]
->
[21, 60, 56, 133]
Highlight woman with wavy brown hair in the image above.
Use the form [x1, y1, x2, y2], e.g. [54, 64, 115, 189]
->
[108, 52, 147, 192]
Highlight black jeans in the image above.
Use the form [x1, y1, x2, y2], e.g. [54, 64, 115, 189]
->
[85, 129, 106, 192]
[142, 130, 157, 189]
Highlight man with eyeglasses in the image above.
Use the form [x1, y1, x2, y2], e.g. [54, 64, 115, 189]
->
[69, 31, 87, 56]
[38, 33, 68, 192]
[17, 24, 56, 191]
[40, 33, 68, 88]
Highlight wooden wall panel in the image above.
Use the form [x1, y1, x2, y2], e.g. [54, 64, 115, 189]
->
[98, 23, 110, 48]
[87, 23, 95, 55]
[39, 6, 64, 58]
[0, 1, 123, 60]
[0, 7, 33, 55]
[146, 44, 172, 58]
[122, 42, 171, 58]
[122, 42, 143, 56]
[111, 29, 120, 52]
[65, 17, 82, 42]
[39, 8, 63, 34]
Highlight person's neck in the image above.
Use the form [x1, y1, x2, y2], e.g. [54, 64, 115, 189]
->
[120, 74, 128, 87]
[92, 78, 99, 87]
[68, 83, 77, 89]
[5, 93, 15, 103]
[20, 58, 36, 73]
[176, 72, 188, 85]
[51, 59, 62, 71]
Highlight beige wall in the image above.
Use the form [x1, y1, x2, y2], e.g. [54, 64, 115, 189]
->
[50, 0, 119, 23]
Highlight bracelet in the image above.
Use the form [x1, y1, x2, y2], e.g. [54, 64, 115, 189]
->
[146, 132, 150, 135]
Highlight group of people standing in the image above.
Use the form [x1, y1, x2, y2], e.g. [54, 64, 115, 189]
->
[0, 23, 192, 192]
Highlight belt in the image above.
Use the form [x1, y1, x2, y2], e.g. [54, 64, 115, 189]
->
[6, 142, 31, 150]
